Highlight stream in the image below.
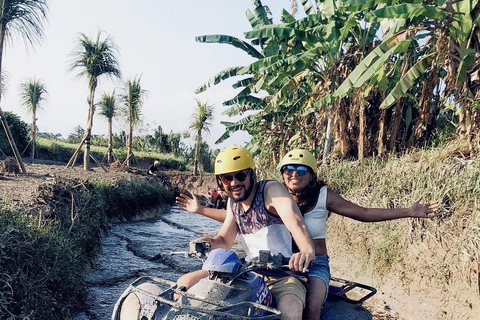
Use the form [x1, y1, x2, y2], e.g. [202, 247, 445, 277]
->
[73, 206, 222, 320]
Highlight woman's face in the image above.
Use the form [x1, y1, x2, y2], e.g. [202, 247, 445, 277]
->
[281, 164, 312, 192]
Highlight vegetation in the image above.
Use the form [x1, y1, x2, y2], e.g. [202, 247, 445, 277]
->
[98, 91, 118, 163]
[0, 176, 172, 320]
[68, 30, 121, 170]
[121, 76, 148, 167]
[34, 137, 188, 170]
[0, 0, 49, 172]
[190, 99, 214, 175]
[0, 112, 28, 158]
[19, 77, 48, 160]
[195, 0, 480, 167]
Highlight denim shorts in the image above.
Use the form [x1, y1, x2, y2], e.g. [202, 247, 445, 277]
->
[308, 255, 330, 301]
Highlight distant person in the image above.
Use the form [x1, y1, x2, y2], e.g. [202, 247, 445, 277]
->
[147, 160, 161, 175]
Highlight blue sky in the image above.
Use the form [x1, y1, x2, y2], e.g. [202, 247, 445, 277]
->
[2, 0, 293, 150]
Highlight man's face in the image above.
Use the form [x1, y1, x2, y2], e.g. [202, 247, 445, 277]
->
[218, 169, 254, 202]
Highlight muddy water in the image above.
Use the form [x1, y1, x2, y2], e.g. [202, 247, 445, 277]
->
[73, 206, 222, 320]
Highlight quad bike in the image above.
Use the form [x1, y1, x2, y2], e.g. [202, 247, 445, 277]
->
[111, 242, 376, 320]
[207, 189, 227, 209]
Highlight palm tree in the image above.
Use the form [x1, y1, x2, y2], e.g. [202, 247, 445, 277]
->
[68, 30, 121, 170]
[98, 91, 117, 163]
[0, 0, 49, 172]
[19, 77, 47, 160]
[120, 76, 147, 166]
[190, 99, 214, 176]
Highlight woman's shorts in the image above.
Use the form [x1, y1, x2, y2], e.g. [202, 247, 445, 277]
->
[308, 255, 330, 301]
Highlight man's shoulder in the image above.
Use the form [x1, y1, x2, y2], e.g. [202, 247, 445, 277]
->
[260, 180, 285, 194]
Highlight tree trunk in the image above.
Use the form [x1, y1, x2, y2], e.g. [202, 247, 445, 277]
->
[0, 24, 25, 173]
[83, 90, 95, 171]
[358, 100, 366, 161]
[31, 112, 36, 160]
[388, 99, 403, 152]
[127, 121, 133, 167]
[107, 118, 113, 163]
[322, 110, 334, 165]
[377, 109, 386, 156]
[193, 131, 201, 176]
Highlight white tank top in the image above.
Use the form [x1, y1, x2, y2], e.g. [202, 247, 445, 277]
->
[303, 186, 329, 239]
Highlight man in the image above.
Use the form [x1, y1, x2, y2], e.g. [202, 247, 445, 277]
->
[178, 145, 315, 320]
[147, 160, 161, 175]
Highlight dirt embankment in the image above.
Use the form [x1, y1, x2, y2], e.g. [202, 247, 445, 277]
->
[0, 161, 216, 209]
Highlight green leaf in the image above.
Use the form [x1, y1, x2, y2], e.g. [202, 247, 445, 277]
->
[195, 67, 243, 94]
[195, 35, 263, 59]
[380, 53, 435, 109]
[366, 4, 448, 21]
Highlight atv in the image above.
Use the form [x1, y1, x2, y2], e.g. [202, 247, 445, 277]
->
[112, 241, 376, 320]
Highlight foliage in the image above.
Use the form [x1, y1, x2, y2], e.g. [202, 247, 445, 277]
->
[68, 30, 121, 170]
[195, 0, 480, 168]
[0, 175, 172, 319]
[189, 100, 214, 175]
[120, 75, 147, 166]
[35, 137, 187, 170]
[0, 112, 28, 157]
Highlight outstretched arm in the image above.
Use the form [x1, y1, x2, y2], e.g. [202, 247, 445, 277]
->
[175, 191, 226, 223]
[327, 189, 439, 222]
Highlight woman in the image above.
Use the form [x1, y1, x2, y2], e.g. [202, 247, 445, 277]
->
[176, 149, 438, 320]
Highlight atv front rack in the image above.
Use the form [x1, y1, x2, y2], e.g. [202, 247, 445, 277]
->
[328, 277, 377, 304]
[112, 276, 282, 320]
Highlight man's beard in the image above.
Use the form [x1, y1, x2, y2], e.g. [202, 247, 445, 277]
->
[230, 172, 255, 203]
[231, 180, 254, 202]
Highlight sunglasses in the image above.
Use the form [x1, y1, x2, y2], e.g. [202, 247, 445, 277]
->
[282, 165, 309, 176]
[219, 169, 250, 184]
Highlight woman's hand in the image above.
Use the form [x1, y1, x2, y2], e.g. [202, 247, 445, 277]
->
[409, 196, 439, 218]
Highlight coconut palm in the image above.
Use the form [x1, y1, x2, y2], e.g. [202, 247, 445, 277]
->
[120, 76, 147, 167]
[98, 91, 118, 163]
[19, 77, 47, 160]
[0, 0, 49, 172]
[190, 99, 214, 176]
[68, 30, 121, 170]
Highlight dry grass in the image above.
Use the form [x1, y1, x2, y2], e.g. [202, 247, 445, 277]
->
[318, 140, 479, 299]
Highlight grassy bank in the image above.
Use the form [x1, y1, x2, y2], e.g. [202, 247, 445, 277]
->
[0, 176, 173, 320]
[35, 137, 187, 170]
[316, 141, 479, 316]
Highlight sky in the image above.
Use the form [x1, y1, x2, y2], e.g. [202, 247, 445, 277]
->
[2, 0, 294, 150]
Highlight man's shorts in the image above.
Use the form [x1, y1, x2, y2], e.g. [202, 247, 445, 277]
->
[261, 275, 307, 307]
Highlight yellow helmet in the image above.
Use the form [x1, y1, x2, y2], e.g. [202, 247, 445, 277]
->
[154, 160, 160, 166]
[214, 145, 255, 175]
[280, 149, 317, 172]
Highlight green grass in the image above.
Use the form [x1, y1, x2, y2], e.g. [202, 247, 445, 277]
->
[35, 137, 187, 170]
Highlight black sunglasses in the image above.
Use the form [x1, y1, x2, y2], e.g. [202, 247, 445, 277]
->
[282, 165, 309, 176]
[219, 169, 250, 184]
